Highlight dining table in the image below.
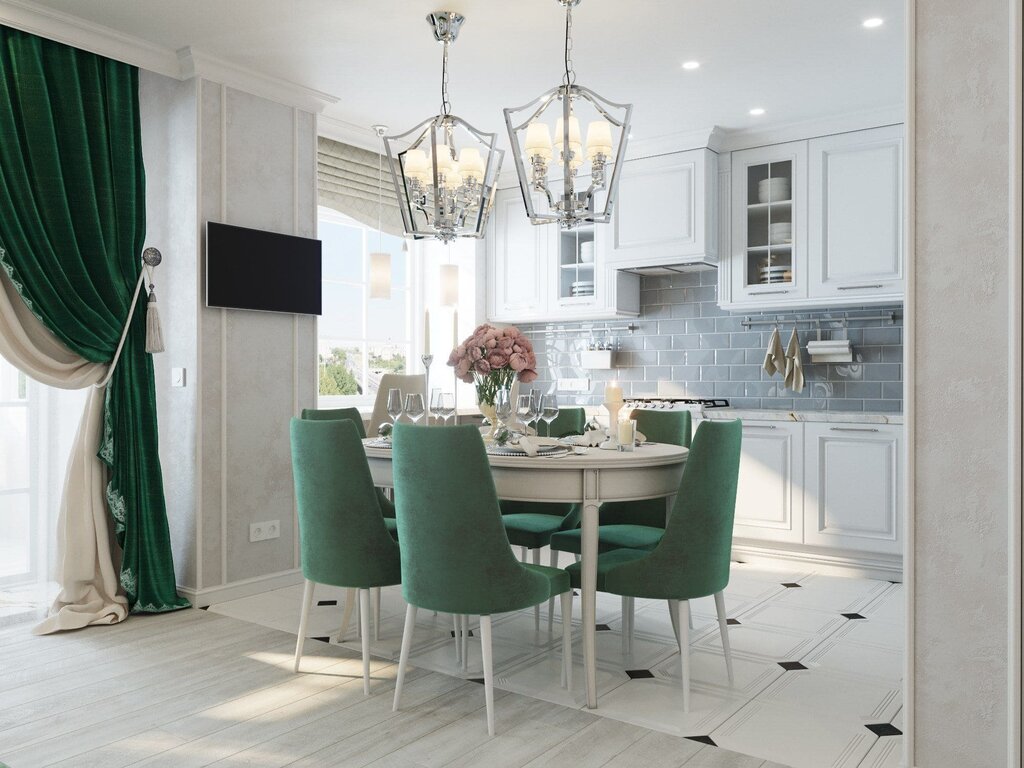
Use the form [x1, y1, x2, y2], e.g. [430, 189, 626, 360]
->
[363, 436, 689, 709]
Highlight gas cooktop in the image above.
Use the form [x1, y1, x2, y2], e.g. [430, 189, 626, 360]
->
[625, 397, 730, 409]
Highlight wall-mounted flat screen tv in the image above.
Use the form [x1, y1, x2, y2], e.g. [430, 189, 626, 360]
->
[206, 221, 322, 315]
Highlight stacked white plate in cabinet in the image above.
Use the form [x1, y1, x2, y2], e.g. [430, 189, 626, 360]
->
[758, 265, 792, 284]
[758, 177, 790, 203]
[570, 279, 594, 297]
[769, 222, 792, 244]
[579, 241, 595, 263]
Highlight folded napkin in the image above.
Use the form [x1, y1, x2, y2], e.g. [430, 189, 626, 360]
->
[783, 328, 804, 392]
[517, 436, 540, 457]
[763, 327, 786, 377]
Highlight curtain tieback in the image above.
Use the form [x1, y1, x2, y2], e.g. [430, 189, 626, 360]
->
[94, 248, 164, 388]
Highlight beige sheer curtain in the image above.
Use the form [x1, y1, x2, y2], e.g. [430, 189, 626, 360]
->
[0, 271, 128, 633]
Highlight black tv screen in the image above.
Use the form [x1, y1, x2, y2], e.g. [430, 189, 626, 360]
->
[206, 222, 322, 315]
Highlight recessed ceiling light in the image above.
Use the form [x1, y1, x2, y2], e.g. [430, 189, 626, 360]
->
[862, 17, 884, 28]
[682, 61, 700, 70]
[749, 107, 766, 116]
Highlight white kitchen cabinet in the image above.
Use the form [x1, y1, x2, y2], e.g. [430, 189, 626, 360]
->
[727, 140, 809, 306]
[486, 187, 550, 322]
[718, 125, 905, 311]
[802, 422, 902, 556]
[485, 187, 639, 322]
[807, 125, 904, 300]
[603, 149, 718, 269]
[732, 421, 804, 544]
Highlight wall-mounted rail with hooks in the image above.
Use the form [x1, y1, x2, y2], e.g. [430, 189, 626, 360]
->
[740, 311, 898, 329]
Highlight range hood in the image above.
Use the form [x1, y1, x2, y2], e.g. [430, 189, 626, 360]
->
[620, 260, 717, 276]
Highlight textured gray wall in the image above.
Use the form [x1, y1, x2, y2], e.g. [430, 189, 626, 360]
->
[518, 271, 903, 412]
[913, 0, 1011, 763]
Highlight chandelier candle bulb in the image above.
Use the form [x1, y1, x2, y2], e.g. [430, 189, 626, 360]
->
[458, 148, 485, 180]
[524, 122, 553, 160]
[586, 120, 613, 160]
[403, 149, 431, 184]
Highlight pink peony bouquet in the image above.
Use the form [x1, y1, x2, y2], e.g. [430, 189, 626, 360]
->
[446, 323, 538, 405]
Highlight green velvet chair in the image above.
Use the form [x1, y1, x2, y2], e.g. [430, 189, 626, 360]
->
[301, 406, 396, 641]
[390, 423, 573, 736]
[565, 419, 742, 711]
[499, 406, 585, 632]
[290, 418, 402, 695]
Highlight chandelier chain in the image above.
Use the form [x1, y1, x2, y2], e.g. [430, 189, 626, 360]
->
[441, 40, 452, 116]
[563, 4, 576, 86]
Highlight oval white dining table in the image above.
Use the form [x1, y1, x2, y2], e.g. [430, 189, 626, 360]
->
[363, 440, 689, 709]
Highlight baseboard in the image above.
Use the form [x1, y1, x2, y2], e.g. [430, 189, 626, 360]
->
[177, 568, 304, 608]
[732, 542, 903, 582]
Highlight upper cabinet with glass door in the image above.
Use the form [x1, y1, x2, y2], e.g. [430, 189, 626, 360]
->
[727, 140, 808, 306]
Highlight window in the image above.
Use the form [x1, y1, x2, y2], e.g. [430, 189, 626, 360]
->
[318, 207, 411, 407]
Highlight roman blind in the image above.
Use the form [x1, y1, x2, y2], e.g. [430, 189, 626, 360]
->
[318, 136, 405, 237]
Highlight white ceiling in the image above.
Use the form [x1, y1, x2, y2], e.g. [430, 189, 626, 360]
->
[19, 0, 905, 146]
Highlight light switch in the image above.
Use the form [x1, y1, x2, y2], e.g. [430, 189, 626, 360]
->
[171, 367, 187, 387]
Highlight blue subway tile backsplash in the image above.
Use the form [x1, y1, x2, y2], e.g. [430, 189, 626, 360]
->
[516, 272, 903, 412]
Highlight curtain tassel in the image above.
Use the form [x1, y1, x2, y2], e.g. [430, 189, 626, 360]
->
[145, 287, 164, 353]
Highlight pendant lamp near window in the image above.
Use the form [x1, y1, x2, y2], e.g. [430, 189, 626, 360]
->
[369, 125, 392, 300]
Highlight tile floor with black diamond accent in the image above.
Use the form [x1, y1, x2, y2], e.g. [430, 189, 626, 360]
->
[210, 557, 904, 768]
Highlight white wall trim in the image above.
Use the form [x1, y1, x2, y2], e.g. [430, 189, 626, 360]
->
[732, 544, 903, 582]
[716, 105, 905, 153]
[0, 0, 179, 76]
[1008, 0, 1023, 763]
[318, 115, 383, 153]
[0, 1, 340, 112]
[194, 78, 205, 592]
[178, 48, 337, 114]
[903, 0, 917, 764]
[178, 568, 304, 608]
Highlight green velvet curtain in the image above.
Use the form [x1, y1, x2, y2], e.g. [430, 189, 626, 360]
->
[0, 26, 187, 612]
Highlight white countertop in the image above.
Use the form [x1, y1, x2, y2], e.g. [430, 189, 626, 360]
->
[699, 408, 903, 425]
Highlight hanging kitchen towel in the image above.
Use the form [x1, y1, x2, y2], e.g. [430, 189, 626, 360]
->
[784, 327, 804, 392]
[763, 326, 786, 377]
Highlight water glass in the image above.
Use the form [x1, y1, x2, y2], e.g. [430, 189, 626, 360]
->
[386, 388, 403, 424]
[540, 393, 560, 437]
[516, 394, 535, 432]
[617, 419, 637, 452]
[439, 392, 456, 425]
[429, 387, 443, 425]
[495, 388, 513, 426]
[404, 393, 425, 425]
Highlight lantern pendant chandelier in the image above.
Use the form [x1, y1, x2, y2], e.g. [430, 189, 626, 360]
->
[384, 12, 504, 243]
[503, 0, 633, 229]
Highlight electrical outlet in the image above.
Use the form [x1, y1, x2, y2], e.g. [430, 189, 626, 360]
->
[557, 377, 591, 393]
[249, 520, 280, 543]
[171, 367, 187, 387]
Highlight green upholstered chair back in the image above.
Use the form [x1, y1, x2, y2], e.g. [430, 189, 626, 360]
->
[290, 418, 401, 589]
[301, 406, 366, 437]
[391, 423, 554, 614]
[542, 406, 586, 437]
[597, 408, 694, 527]
[604, 419, 742, 600]
[632, 408, 692, 448]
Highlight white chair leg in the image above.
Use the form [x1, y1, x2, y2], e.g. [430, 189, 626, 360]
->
[560, 591, 573, 691]
[453, 614, 462, 663]
[480, 615, 495, 736]
[689, 609, 694, 630]
[548, 548, 558, 633]
[532, 549, 541, 631]
[359, 589, 371, 695]
[667, 599, 681, 649]
[335, 588, 356, 644]
[621, 595, 630, 656]
[677, 599, 691, 712]
[393, 603, 417, 711]
[714, 591, 735, 685]
[293, 579, 315, 673]
[372, 587, 381, 641]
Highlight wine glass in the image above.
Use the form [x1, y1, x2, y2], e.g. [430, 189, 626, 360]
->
[404, 393, 425, 425]
[516, 394, 535, 433]
[495, 388, 513, 428]
[540, 393, 560, 437]
[439, 392, 456, 425]
[386, 388, 403, 424]
[429, 387, 443, 426]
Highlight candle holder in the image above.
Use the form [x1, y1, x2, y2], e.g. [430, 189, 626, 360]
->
[601, 400, 622, 450]
[421, 354, 434, 424]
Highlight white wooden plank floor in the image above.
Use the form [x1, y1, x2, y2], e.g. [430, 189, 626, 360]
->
[0, 609, 789, 768]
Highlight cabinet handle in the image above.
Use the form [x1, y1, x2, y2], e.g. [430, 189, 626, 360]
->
[837, 284, 884, 291]
[745, 424, 777, 430]
[829, 426, 880, 432]
[748, 289, 790, 296]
